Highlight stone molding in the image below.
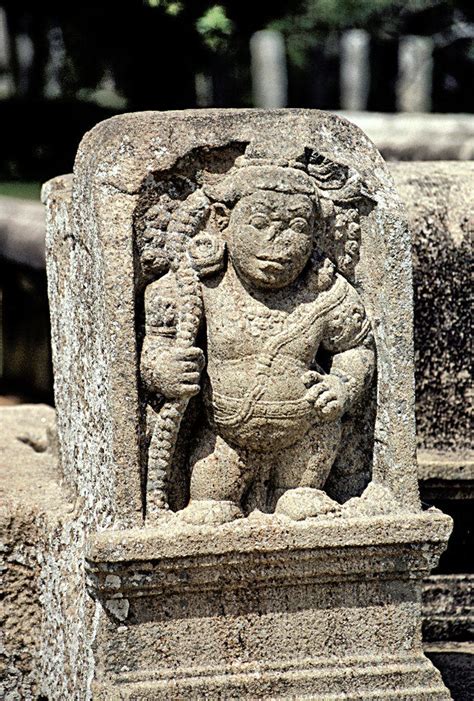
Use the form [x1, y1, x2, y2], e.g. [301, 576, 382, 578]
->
[87, 513, 452, 699]
[93, 654, 450, 700]
[87, 511, 451, 598]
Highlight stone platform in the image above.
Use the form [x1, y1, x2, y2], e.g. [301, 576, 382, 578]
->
[87, 510, 452, 699]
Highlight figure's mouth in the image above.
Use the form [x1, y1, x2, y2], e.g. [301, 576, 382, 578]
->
[256, 256, 287, 271]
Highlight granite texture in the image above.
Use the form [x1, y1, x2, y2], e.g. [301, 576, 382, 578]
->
[0, 403, 103, 701]
[44, 109, 421, 528]
[0, 405, 62, 699]
[86, 511, 452, 700]
[1, 405, 458, 700]
[41, 109, 453, 698]
[391, 162, 472, 462]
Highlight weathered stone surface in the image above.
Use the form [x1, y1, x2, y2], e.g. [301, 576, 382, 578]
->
[1, 406, 458, 699]
[5, 160, 469, 464]
[391, 162, 472, 464]
[0, 404, 100, 701]
[0, 405, 60, 699]
[339, 112, 474, 161]
[87, 512, 452, 699]
[42, 109, 452, 699]
[43, 109, 421, 528]
[43, 165, 143, 530]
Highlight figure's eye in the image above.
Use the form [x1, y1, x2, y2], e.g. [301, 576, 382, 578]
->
[290, 217, 309, 234]
[249, 214, 269, 229]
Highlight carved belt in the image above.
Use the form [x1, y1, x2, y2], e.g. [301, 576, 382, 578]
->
[211, 391, 312, 424]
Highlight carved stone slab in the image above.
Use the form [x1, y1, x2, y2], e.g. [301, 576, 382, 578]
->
[42, 110, 452, 699]
[43, 109, 420, 528]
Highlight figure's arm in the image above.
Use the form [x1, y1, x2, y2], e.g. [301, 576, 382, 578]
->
[141, 272, 204, 400]
[304, 278, 375, 421]
[325, 340, 374, 412]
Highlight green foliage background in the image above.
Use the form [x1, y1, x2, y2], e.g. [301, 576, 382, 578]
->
[0, 0, 471, 180]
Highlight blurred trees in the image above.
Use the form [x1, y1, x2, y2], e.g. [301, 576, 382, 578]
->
[0, 1, 472, 180]
[272, 0, 473, 110]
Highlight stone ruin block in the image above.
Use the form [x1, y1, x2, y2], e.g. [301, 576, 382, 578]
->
[0, 405, 71, 700]
[42, 109, 453, 699]
[392, 161, 474, 700]
[391, 162, 472, 465]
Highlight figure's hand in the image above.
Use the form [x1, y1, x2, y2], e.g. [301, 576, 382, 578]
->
[142, 344, 205, 400]
[302, 370, 348, 422]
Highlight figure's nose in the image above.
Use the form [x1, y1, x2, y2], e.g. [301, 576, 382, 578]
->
[264, 221, 283, 241]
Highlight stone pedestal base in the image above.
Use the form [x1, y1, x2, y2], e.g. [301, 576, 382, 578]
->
[87, 511, 452, 700]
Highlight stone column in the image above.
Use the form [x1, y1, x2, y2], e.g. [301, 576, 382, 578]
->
[340, 29, 370, 111]
[250, 30, 287, 108]
[0, 8, 13, 97]
[195, 72, 213, 107]
[397, 35, 434, 112]
[44, 25, 65, 99]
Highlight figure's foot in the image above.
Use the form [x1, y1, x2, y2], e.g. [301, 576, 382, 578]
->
[145, 507, 175, 528]
[341, 482, 403, 517]
[275, 487, 341, 521]
[177, 499, 243, 526]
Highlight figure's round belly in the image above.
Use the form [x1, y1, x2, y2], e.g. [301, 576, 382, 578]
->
[205, 355, 315, 451]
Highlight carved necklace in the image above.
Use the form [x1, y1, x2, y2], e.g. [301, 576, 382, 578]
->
[225, 263, 294, 337]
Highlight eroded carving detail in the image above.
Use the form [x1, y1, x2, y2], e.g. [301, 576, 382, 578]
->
[137, 149, 375, 525]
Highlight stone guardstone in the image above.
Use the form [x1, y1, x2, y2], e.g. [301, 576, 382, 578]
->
[43, 109, 453, 699]
[391, 162, 473, 470]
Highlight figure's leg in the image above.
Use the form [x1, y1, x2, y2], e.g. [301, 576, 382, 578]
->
[271, 420, 342, 519]
[242, 451, 274, 514]
[178, 426, 253, 525]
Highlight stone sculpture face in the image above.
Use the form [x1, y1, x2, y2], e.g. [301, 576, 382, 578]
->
[225, 189, 316, 289]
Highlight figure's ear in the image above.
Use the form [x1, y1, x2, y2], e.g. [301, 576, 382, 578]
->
[210, 203, 230, 233]
[188, 232, 226, 278]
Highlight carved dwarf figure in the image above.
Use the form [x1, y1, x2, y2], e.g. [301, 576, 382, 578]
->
[140, 155, 375, 525]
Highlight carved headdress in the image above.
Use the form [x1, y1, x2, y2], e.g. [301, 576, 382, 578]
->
[203, 156, 318, 204]
[194, 150, 374, 279]
[204, 151, 372, 202]
[138, 147, 374, 283]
